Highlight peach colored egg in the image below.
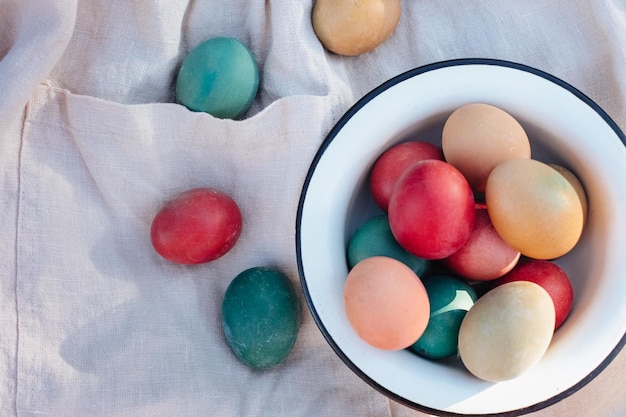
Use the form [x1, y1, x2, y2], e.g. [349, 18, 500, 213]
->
[442, 103, 531, 192]
[458, 281, 555, 382]
[485, 158, 584, 260]
[550, 164, 588, 225]
[344, 256, 430, 350]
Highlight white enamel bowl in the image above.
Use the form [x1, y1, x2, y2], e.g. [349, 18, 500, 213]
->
[296, 59, 626, 416]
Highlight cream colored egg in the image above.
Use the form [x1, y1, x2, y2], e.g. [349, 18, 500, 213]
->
[485, 158, 584, 260]
[458, 281, 555, 382]
[442, 103, 531, 192]
[312, 0, 401, 56]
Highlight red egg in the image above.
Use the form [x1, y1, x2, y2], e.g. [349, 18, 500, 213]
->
[388, 160, 475, 260]
[442, 207, 520, 280]
[490, 259, 574, 329]
[370, 141, 444, 212]
[150, 187, 242, 264]
[344, 256, 430, 350]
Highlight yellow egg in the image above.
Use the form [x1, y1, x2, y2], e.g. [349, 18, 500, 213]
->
[442, 103, 531, 192]
[550, 164, 588, 225]
[485, 158, 584, 260]
[458, 281, 555, 382]
[343, 256, 430, 350]
[312, 0, 401, 56]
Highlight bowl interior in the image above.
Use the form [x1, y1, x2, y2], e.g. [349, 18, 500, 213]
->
[297, 59, 626, 416]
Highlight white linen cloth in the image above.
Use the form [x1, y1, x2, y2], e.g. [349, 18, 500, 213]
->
[0, 0, 625, 416]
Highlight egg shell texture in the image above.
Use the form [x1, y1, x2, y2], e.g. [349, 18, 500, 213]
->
[550, 164, 588, 225]
[442, 207, 521, 281]
[312, 0, 401, 56]
[150, 187, 242, 264]
[485, 158, 584, 260]
[442, 103, 531, 192]
[458, 281, 555, 382]
[388, 160, 476, 260]
[344, 256, 430, 350]
[221, 267, 301, 369]
[175, 37, 259, 119]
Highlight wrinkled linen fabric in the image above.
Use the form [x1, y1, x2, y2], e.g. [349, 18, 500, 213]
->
[0, 0, 625, 416]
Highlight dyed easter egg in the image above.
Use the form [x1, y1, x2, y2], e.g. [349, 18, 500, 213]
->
[388, 160, 475, 260]
[312, 0, 401, 56]
[176, 37, 259, 119]
[150, 187, 242, 264]
[410, 275, 477, 359]
[491, 260, 574, 330]
[347, 215, 430, 277]
[369, 141, 444, 212]
[485, 158, 584, 260]
[442, 206, 520, 280]
[344, 256, 430, 350]
[550, 164, 588, 225]
[221, 267, 301, 369]
[458, 281, 555, 381]
[442, 103, 531, 192]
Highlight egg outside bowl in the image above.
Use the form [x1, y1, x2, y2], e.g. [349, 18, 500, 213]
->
[296, 59, 626, 416]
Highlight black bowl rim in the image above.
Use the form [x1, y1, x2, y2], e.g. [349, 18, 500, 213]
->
[295, 57, 626, 417]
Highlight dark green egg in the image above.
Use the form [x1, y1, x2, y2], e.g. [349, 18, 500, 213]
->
[221, 267, 300, 369]
[410, 275, 477, 359]
[347, 215, 429, 276]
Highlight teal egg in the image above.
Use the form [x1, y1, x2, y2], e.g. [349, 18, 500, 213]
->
[176, 37, 259, 119]
[410, 275, 477, 359]
[221, 267, 300, 369]
[347, 215, 429, 277]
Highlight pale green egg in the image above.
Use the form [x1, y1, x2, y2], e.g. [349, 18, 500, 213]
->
[176, 37, 259, 119]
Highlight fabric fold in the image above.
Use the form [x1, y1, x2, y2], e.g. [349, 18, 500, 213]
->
[2, 1, 626, 416]
[14, 85, 395, 417]
[0, 0, 76, 128]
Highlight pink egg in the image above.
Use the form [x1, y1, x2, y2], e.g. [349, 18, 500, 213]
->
[344, 256, 430, 350]
[442, 207, 521, 280]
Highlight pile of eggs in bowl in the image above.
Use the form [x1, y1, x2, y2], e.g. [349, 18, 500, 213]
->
[344, 102, 586, 382]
